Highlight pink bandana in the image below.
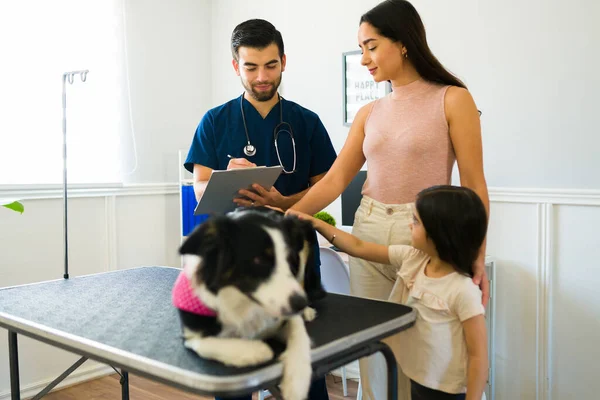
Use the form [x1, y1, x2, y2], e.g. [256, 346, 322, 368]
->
[172, 271, 217, 317]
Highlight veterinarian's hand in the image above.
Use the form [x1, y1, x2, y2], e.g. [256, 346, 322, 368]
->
[235, 184, 288, 209]
[227, 157, 256, 170]
[472, 257, 489, 308]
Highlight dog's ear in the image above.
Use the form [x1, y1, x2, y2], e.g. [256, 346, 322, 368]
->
[179, 216, 231, 256]
[281, 215, 308, 253]
[180, 216, 236, 292]
[304, 242, 327, 303]
[282, 215, 327, 303]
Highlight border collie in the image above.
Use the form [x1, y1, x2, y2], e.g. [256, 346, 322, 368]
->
[174, 207, 326, 400]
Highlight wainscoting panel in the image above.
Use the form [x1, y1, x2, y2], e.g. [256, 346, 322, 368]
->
[0, 196, 110, 399]
[114, 194, 181, 270]
[486, 202, 540, 400]
[549, 205, 600, 399]
[1, 185, 599, 399]
[0, 187, 180, 398]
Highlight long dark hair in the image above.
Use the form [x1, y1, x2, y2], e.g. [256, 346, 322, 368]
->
[415, 185, 487, 277]
[360, 0, 466, 89]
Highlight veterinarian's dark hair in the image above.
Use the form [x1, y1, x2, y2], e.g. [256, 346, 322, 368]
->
[360, 0, 466, 89]
[231, 19, 284, 61]
[415, 185, 487, 277]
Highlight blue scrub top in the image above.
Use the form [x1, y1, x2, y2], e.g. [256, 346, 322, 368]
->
[184, 95, 337, 197]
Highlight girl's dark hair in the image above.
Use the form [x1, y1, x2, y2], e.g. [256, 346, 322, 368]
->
[415, 185, 487, 277]
[360, 0, 466, 89]
[231, 19, 284, 61]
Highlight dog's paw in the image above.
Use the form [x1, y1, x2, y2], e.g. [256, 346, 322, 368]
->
[302, 307, 317, 322]
[224, 340, 274, 367]
[184, 337, 274, 367]
[183, 337, 205, 355]
[279, 350, 312, 400]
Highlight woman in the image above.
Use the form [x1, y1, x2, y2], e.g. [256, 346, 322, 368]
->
[290, 1, 489, 399]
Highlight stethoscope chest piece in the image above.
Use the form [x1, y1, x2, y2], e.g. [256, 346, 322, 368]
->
[239, 93, 296, 173]
[243, 143, 256, 157]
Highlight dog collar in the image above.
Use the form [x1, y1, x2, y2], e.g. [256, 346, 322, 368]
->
[172, 272, 217, 317]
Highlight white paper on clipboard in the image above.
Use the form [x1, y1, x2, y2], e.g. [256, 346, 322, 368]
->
[193, 165, 283, 215]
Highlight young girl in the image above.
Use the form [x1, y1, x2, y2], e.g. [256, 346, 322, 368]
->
[287, 185, 489, 400]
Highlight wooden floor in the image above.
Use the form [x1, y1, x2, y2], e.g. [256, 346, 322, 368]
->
[39, 373, 358, 400]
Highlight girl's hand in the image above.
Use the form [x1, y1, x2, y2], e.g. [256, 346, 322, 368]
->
[285, 209, 317, 226]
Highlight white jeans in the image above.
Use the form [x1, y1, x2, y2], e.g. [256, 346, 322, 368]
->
[349, 195, 414, 400]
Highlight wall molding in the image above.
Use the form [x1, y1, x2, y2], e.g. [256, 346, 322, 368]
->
[105, 196, 118, 272]
[489, 187, 600, 206]
[3, 184, 600, 205]
[536, 204, 553, 400]
[0, 183, 179, 201]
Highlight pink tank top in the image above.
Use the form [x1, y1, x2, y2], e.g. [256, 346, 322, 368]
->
[362, 79, 455, 205]
[172, 271, 217, 317]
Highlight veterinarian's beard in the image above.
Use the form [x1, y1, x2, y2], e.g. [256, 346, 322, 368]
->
[242, 75, 282, 102]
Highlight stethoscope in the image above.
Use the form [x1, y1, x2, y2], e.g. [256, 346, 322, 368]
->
[239, 93, 297, 174]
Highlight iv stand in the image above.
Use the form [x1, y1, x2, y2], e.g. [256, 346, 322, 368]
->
[51, 70, 132, 400]
[62, 70, 88, 279]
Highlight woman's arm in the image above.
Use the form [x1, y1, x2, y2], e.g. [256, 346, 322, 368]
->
[289, 102, 373, 215]
[286, 210, 390, 264]
[462, 315, 488, 400]
[446, 87, 490, 306]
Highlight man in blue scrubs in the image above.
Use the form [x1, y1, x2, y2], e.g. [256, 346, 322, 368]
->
[184, 19, 336, 400]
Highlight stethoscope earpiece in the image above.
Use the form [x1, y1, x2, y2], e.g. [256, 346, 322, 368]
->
[244, 144, 256, 157]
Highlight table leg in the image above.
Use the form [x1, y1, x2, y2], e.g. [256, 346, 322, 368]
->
[266, 385, 284, 400]
[120, 370, 129, 400]
[378, 342, 398, 400]
[9, 331, 21, 400]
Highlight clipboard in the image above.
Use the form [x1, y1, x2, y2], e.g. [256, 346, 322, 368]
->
[193, 166, 283, 215]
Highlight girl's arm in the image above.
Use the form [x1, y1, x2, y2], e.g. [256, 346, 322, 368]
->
[462, 314, 488, 400]
[289, 102, 373, 215]
[286, 210, 390, 264]
[446, 86, 490, 306]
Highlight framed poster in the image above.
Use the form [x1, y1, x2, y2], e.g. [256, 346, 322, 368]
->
[342, 50, 391, 126]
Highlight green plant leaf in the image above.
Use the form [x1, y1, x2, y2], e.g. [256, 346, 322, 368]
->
[2, 201, 24, 214]
[314, 211, 336, 227]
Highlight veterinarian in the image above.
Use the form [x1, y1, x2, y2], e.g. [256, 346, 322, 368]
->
[184, 18, 336, 400]
[290, 1, 489, 399]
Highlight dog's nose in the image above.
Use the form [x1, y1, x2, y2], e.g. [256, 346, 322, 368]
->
[288, 293, 308, 314]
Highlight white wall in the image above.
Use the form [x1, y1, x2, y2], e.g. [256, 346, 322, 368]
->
[121, 0, 212, 184]
[2, 1, 600, 399]
[210, 0, 600, 190]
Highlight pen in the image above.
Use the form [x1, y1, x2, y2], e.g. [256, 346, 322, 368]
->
[227, 154, 234, 159]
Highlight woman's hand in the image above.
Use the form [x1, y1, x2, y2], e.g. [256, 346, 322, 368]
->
[472, 257, 489, 308]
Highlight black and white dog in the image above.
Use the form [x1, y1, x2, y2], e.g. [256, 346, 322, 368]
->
[175, 207, 325, 400]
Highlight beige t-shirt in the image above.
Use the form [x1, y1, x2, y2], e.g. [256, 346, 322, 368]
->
[388, 245, 485, 394]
